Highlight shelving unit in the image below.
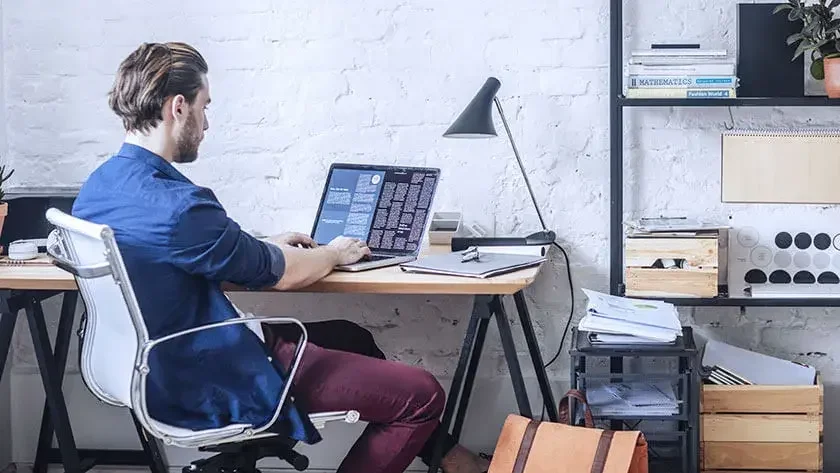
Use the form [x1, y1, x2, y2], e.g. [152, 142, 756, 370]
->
[609, 0, 840, 306]
[569, 327, 700, 473]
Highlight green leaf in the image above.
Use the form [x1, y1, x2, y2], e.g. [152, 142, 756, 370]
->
[830, 0, 840, 10]
[794, 39, 812, 59]
[812, 57, 826, 79]
[775, 3, 794, 13]
[788, 32, 806, 44]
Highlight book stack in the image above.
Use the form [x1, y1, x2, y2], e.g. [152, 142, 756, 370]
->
[579, 289, 682, 344]
[625, 45, 737, 99]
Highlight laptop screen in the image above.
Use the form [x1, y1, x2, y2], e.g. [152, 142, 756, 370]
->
[311, 164, 440, 254]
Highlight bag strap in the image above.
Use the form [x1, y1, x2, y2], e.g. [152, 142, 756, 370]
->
[558, 389, 595, 427]
[512, 419, 540, 473]
[590, 430, 615, 473]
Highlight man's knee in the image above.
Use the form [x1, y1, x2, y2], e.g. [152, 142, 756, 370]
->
[411, 369, 446, 421]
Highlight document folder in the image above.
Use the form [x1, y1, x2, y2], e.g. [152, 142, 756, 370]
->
[399, 252, 545, 278]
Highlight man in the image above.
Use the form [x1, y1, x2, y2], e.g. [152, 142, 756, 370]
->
[72, 42, 490, 473]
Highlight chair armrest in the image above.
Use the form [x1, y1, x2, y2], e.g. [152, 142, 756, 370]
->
[133, 317, 307, 441]
[46, 240, 113, 279]
[309, 410, 361, 429]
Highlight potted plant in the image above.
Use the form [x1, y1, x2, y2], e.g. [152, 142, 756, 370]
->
[0, 165, 14, 238]
[775, 0, 840, 97]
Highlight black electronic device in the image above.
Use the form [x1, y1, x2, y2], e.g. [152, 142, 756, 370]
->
[737, 3, 805, 97]
[450, 230, 556, 252]
[0, 187, 79, 254]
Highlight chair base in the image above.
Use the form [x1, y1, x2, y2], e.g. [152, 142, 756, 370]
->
[183, 437, 309, 473]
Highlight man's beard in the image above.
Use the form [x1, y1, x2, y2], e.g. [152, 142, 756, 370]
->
[174, 113, 200, 163]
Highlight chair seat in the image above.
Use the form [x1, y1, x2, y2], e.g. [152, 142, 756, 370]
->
[148, 410, 360, 448]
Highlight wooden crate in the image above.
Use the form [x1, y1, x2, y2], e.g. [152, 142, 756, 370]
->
[624, 232, 724, 298]
[700, 375, 823, 472]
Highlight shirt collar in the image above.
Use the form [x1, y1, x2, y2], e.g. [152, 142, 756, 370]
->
[116, 142, 191, 183]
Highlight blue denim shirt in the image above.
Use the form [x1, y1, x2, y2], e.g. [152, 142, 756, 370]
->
[72, 143, 320, 444]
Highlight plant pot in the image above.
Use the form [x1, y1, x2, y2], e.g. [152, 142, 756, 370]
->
[0, 202, 7, 241]
[824, 56, 840, 98]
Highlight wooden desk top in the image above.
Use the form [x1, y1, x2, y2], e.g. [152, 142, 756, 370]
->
[0, 247, 544, 295]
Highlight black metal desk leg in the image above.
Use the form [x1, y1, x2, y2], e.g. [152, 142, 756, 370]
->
[426, 295, 490, 473]
[491, 296, 532, 418]
[512, 291, 558, 421]
[451, 315, 490, 441]
[0, 311, 17, 385]
[25, 297, 82, 473]
[34, 291, 78, 473]
[131, 411, 168, 473]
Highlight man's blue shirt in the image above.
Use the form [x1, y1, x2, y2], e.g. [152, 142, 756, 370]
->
[72, 143, 320, 444]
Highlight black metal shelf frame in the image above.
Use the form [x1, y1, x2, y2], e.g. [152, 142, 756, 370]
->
[609, 0, 840, 305]
[569, 327, 700, 473]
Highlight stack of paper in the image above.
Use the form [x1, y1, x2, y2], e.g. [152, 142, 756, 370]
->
[586, 381, 680, 416]
[579, 289, 681, 344]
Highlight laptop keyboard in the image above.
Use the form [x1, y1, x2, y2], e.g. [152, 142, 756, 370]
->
[362, 254, 394, 262]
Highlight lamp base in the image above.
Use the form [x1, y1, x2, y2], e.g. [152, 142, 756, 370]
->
[450, 230, 556, 252]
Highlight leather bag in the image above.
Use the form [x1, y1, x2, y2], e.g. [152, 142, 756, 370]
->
[487, 389, 649, 473]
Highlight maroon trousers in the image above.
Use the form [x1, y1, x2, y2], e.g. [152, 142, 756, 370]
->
[265, 320, 457, 473]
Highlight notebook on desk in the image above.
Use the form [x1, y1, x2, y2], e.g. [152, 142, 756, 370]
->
[399, 251, 545, 278]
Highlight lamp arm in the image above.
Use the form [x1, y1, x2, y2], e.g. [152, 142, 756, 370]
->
[494, 96, 549, 231]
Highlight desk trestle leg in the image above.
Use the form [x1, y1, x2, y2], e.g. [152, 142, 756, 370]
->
[34, 292, 79, 473]
[513, 291, 559, 421]
[26, 296, 84, 473]
[451, 315, 490, 442]
[491, 296, 533, 418]
[426, 295, 488, 473]
[0, 309, 17, 384]
[427, 293, 555, 473]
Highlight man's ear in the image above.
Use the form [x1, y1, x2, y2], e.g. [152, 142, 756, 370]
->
[169, 94, 187, 122]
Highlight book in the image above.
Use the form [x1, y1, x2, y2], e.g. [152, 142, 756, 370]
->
[627, 75, 738, 88]
[630, 48, 728, 57]
[625, 87, 736, 98]
[627, 63, 737, 76]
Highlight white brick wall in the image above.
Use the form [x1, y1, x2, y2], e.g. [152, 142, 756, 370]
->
[5, 0, 840, 469]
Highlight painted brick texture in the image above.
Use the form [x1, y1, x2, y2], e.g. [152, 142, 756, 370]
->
[5, 0, 840, 468]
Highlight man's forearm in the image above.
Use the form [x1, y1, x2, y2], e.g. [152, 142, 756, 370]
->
[272, 245, 339, 290]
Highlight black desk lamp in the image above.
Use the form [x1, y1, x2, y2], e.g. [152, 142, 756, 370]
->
[444, 77, 556, 246]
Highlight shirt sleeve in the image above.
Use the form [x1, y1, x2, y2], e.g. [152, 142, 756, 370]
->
[168, 189, 286, 289]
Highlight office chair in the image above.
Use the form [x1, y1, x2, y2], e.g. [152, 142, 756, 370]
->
[44, 208, 359, 473]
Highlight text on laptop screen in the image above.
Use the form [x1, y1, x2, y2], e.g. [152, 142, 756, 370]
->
[313, 166, 439, 252]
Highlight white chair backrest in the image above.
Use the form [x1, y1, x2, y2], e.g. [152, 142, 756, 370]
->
[45, 208, 149, 409]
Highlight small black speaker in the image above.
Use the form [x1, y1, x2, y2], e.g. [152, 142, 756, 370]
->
[737, 3, 805, 97]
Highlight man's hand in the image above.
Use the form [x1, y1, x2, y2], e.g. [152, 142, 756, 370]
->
[270, 235, 372, 291]
[271, 232, 317, 248]
[328, 236, 371, 265]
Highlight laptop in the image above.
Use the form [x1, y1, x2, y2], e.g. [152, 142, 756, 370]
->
[310, 163, 441, 272]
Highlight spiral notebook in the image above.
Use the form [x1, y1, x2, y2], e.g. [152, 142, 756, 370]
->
[721, 129, 840, 204]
